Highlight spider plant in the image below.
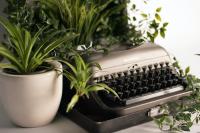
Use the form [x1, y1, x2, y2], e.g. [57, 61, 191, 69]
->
[39, 0, 125, 48]
[61, 53, 118, 112]
[0, 17, 77, 74]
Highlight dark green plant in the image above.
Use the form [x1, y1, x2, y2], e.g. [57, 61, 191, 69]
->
[153, 58, 200, 132]
[0, 17, 77, 73]
[39, 0, 125, 48]
[61, 53, 118, 112]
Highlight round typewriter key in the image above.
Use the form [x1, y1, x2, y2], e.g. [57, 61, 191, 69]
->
[142, 66, 147, 72]
[166, 62, 170, 66]
[142, 80, 148, 86]
[161, 81, 168, 88]
[138, 87, 143, 94]
[155, 69, 161, 76]
[148, 78, 154, 84]
[117, 85, 123, 92]
[167, 80, 173, 86]
[149, 84, 156, 91]
[161, 68, 166, 74]
[160, 75, 166, 81]
[130, 89, 137, 96]
[131, 82, 136, 88]
[143, 87, 149, 93]
[137, 74, 143, 80]
[173, 79, 179, 85]
[155, 77, 160, 83]
[123, 71, 128, 76]
[111, 80, 117, 86]
[143, 73, 148, 79]
[148, 65, 153, 70]
[148, 71, 154, 78]
[160, 62, 164, 68]
[154, 63, 158, 69]
[136, 68, 141, 73]
[166, 74, 172, 80]
[124, 90, 131, 98]
[136, 81, 142, 87]
[156, 83, 162, 90]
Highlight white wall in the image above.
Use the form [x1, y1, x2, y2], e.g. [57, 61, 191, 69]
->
[129, 0, 200, 77]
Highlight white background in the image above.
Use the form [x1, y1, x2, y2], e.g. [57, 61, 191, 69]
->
[128, 0, 200, 77]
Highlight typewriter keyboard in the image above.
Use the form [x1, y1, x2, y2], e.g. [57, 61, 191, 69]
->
[96, 62, 187, 106]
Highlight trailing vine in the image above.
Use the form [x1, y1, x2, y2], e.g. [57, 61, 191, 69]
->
[153, 58, 200, 132]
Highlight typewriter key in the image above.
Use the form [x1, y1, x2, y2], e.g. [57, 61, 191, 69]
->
[150, 84, 156, 91]
[143, 87, 149, 93]
[148, 78, 154, 84]
[124, 90, 131, 98]
[137, 74, 143, 80]
[136, 68, 141, 73]
[155, 83, 162, 90]
[167, 80, 173, 86]
[161, 81, 168, 88]
[155, 77, 160, 83]
[138, 87, 143, 94]
[154, 63, 158, 69]
[142, 80, 148, 86]
[142, 66, 147, 72]
[130, 89, 137, 96]
[136, 81, 142, 87]
[173, 79, 178, 85]
[148, 64, 153, 70]
[160, 62, 164, 68]
[165, 62, 170, 66]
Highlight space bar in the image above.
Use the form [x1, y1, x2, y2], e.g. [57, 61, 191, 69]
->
[125, 85, 184, 105]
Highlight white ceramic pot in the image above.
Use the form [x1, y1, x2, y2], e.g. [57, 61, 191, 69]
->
[0, 61, 63, 127]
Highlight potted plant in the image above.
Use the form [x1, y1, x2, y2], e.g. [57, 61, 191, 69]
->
[0, 17, 76, 127]
[60, 53, 118, 112]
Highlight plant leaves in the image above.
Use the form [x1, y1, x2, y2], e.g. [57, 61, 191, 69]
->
[155, 13, 161, 21]
[156, 7, 162, 12]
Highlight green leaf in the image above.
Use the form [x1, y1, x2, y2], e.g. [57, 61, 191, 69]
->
[163, 22, 169, 27]
[185, 67, 190, 75]
[141, 13, 148, 18]
[66, 94, 79, 112]
[156, 7, 162, 12]
[155, 13, 161, 21]
[160, 29, 165, 38]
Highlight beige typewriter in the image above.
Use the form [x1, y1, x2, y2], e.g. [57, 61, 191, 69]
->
[89, 44, 191, 116]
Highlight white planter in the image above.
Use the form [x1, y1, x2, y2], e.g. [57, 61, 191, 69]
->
[0, 61, 63, 127]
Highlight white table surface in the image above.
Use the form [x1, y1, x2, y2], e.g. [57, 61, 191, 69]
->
[0, 103, 200, 133]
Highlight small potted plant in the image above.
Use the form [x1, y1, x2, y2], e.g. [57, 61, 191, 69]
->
[0, 17, 76, 127]
[61, 53, 118, 112]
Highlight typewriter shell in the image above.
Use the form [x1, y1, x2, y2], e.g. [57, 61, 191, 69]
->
[87, 44, 191, 116]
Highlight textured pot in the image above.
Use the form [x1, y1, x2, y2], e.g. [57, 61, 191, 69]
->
[0, 61, 63, 127]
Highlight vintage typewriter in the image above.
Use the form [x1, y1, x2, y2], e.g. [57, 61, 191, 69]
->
[61, 44, 191, 133]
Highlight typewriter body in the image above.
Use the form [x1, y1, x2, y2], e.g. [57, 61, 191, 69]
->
[61, 44, 191, 133]
[87, 44, 190, 116]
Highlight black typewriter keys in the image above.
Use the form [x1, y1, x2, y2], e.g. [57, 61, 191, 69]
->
[148, 64, 153, 70]
[98, 61, 188, 107]
[154, 63, 158, 69]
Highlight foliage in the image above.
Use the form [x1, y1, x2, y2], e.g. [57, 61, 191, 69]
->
[0, 17, 77, 73]
[4, 0, 168, 54]
[153, 58, 200, 132]
[39, 0, 126, 49]
[126, 1, 168, 45]
[61, 53, 118, 112]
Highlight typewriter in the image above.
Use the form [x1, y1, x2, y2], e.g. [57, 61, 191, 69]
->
[87, 44, 190, 116]
[61, 44, 191, 132]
